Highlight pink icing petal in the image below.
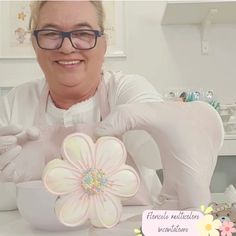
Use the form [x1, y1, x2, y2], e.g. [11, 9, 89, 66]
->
[62, 133, 95, 171]
[106, 166, 140, 198]
[89, 193, 122, 228]
[95, 136, 126, 174]
[88, 196, 103, 227]
[43, 158, 69, 174]
[55, 191, 89, 227]
[43, 159, 81, 195]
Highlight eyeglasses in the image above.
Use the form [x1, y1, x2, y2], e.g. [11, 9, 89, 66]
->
[33, 29, 103, 50]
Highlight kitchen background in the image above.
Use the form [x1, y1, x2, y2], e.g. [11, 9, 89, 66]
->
[0, 0, 236, 198]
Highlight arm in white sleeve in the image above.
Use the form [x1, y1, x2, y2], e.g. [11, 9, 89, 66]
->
[0, 86, 40, 210]
[105, 71, 163, 107]
[106, 71, 164, 168]
[105, 71, 164, 197]
[0, 83, 41, 211]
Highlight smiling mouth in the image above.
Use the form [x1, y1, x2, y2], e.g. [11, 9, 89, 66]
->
[56, 60, 82, 66]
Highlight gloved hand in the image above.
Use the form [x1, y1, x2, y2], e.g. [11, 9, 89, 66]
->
[0, 124, 40, 182]
[96, 101, 224, 209]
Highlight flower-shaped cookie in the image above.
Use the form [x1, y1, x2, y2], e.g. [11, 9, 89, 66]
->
[42, 133, 140, 228]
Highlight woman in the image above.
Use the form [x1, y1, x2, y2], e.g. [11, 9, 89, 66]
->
[0, 1, 162, 210]
[0, 0, 223, 220]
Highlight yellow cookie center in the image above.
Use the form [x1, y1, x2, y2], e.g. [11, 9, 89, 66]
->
[81, 168, 108, 195]
[205, 224, 212, 231]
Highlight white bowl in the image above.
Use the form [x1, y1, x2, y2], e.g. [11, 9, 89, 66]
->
[16, 180, 89, 231]
[0, 182, 17, 211]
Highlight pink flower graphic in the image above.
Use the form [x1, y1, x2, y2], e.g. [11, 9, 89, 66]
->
[220, 221, 236, 236]
[42, 133, 140, 228]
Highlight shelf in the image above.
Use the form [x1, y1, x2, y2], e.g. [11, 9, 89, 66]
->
[161, 1, 236, 54]
[162, 1, 236, 25]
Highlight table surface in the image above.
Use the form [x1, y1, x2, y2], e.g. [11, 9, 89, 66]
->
[0, 210, 89, 236]
[2, 204, 236, 236]
[0, 207, 147, 236]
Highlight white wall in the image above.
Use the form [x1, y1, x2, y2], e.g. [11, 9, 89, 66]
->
[1, 1, 236, 104]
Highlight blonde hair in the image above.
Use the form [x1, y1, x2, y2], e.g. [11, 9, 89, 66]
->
[29, 1, 105, 33]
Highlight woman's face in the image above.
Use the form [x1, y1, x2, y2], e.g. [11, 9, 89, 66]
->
[32, 1, 106, 92]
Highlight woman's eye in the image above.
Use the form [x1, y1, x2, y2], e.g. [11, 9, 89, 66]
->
[41, 32, 60, 38]
[73, 32, 93, 38]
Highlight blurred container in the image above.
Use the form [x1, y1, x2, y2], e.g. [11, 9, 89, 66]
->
[0, 182, 17, 211]
[219, 104, 236, 122]
[223, 121, 236, 134]
[17, 180, 89, 231]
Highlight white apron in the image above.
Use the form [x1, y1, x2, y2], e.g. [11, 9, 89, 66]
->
[11, 78, 159, 235]
[14, 78, 152, 206]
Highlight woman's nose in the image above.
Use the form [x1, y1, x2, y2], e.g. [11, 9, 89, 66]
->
[58, 37, 77, 54]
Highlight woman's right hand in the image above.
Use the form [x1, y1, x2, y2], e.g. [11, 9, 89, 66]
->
[97, 101, 224, 209]
[0, 125, 39, 182]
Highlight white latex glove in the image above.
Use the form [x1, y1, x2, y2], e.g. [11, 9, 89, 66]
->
[97, 101, 224, 209]
[0, 125, 40, 182]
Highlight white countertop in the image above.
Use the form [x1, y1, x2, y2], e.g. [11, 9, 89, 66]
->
[0, 210, 90, 236]
[0, 207, 147, 236]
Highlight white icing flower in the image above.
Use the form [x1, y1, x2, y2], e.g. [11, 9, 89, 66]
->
[197, 214, 221, 236]
[42, 133, 140, 228]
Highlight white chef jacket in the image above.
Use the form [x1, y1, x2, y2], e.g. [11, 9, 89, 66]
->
[0, 70, 163, 210]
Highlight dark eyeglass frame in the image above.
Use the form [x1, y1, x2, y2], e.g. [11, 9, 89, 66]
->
[33, 29, 104, 50]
